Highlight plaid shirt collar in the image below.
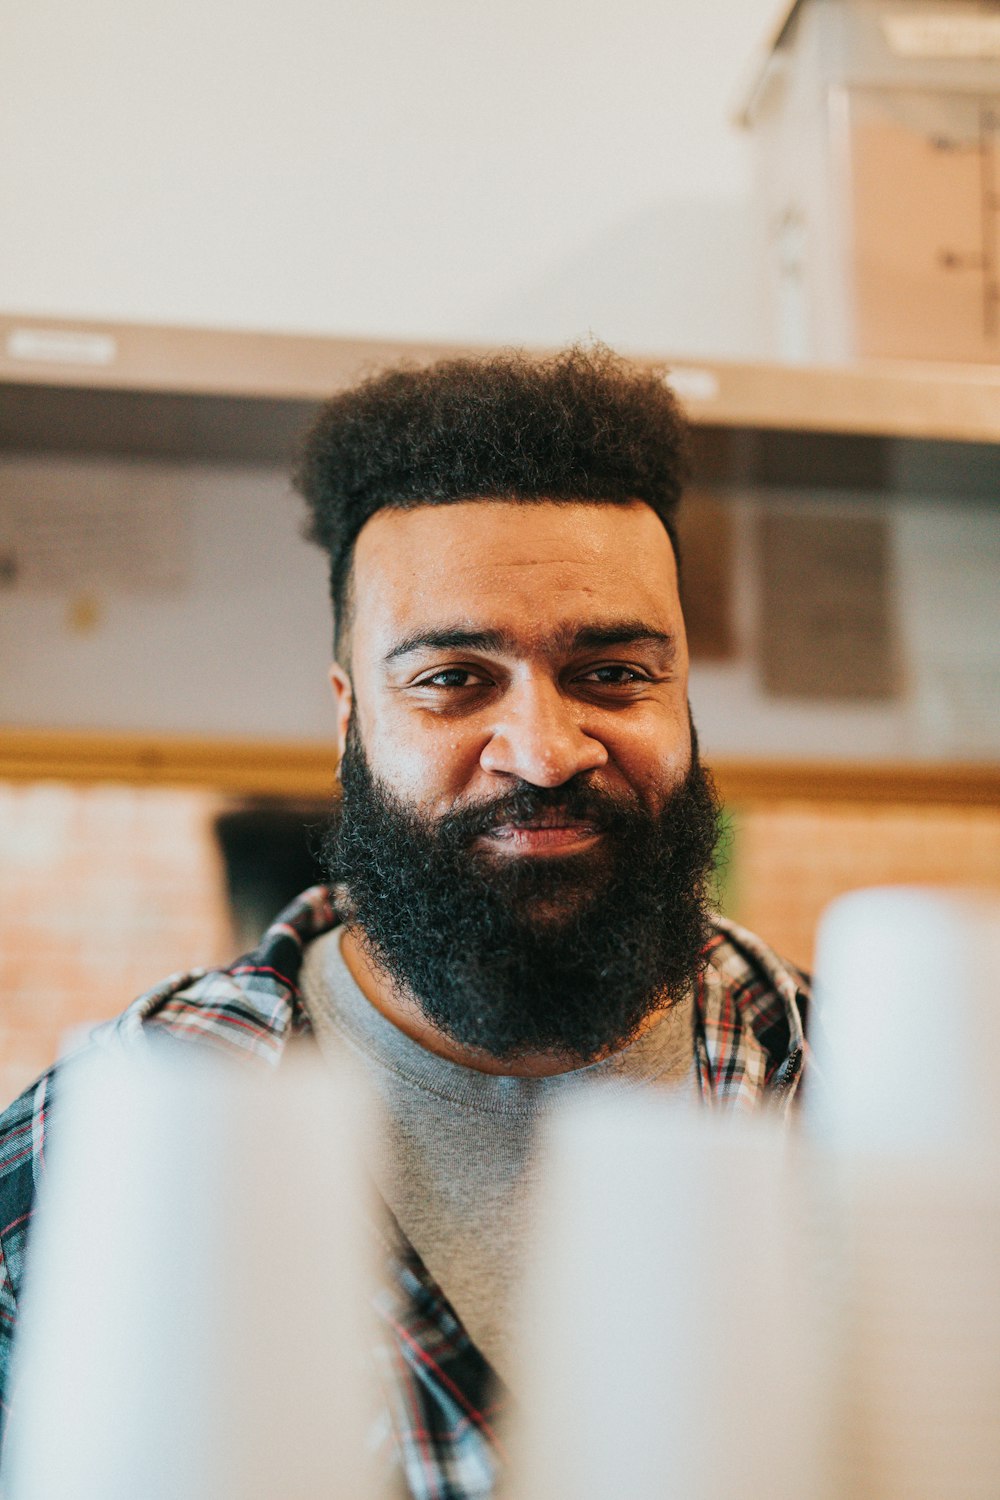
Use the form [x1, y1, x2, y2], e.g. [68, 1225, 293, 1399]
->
[1, 887, 808, 1500]
[111, 885, 808, 1109]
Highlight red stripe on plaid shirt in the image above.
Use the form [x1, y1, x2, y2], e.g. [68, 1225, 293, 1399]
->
[0, 1141, 34, 1174]
[386, 1315, 509, 1459]
[154, 1003, 284, 1040]
[229, 963, 302, 992]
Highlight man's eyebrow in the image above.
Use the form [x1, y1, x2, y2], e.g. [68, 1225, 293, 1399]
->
[384, 621, 676, 663]
[566, 622, 676, 657]
[384, 628, 511, 662]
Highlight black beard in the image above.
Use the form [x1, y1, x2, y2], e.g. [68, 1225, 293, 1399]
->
[319, 721, 722, 1064]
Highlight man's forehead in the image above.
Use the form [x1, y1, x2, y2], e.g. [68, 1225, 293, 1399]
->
[353, 498, 676, 584]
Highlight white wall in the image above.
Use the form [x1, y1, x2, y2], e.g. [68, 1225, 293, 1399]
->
[0, 0, 774, 358]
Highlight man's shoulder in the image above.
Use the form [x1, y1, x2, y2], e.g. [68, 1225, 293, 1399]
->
[703, 914, 810, 1017]
[697, 914, 811, 1105]
[103, 884, 340, 1059]
[0, 887, 341, 1269]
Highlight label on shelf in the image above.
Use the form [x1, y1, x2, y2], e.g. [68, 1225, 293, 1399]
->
[882, 13, 1000, 59]
[664, 366, 720, 403]
[5, 328, 118, 367]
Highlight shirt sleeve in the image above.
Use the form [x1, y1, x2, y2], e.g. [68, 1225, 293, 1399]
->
[0, 1075, 51, 1456]
[0, 1226, 18, 1441]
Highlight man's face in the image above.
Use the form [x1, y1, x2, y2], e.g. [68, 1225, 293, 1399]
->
[323, 501, 720, 1064]
[331, 499, 693, 824]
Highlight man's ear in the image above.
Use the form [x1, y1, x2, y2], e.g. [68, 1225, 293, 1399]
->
[328, 662, 353, 759]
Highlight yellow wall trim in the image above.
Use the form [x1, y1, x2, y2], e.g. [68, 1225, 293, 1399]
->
[1, 729, 997, 807]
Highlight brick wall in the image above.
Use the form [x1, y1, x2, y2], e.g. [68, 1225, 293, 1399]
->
[0, 783, 234, 1105]
[2, 781, 998, 1105]
[730, 800, 1000, 972]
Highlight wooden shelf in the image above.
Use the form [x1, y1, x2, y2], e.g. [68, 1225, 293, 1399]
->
[3, 311, 1000, 444]
[1, 729, 996, 806]
[0, 313, 477, 404]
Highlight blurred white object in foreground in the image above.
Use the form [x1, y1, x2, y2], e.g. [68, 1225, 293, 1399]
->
[810, 886, 1000, 1164]
[2, 1044, 378, 1500]
[507, 1094, 834, 1500]
[810, 887, 1000, 1500]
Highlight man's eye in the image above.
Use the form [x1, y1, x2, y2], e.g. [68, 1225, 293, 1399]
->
[581, 665, 648, 686]
[418, 668, 485, 689]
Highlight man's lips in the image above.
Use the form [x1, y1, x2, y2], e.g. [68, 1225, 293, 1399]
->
[476, 819, 602, 856]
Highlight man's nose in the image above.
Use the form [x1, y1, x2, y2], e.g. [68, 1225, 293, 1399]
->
[479, 681, 608, 787]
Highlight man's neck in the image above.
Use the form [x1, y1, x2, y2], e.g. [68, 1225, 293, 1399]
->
[338, 924, 665, 1078]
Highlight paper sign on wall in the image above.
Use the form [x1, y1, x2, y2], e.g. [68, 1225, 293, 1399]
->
[882, 13, 1000, 59]
[755, 510, 900, 701]
[0, 457, 189, 592]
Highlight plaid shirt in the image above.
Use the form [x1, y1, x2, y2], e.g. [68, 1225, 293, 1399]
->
[0, 887, 808, 1499]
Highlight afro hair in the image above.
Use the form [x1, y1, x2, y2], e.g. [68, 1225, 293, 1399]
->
[294, 343, 689, 652]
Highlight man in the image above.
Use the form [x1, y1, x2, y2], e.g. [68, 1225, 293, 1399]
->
[0, 346, 808, 1499]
